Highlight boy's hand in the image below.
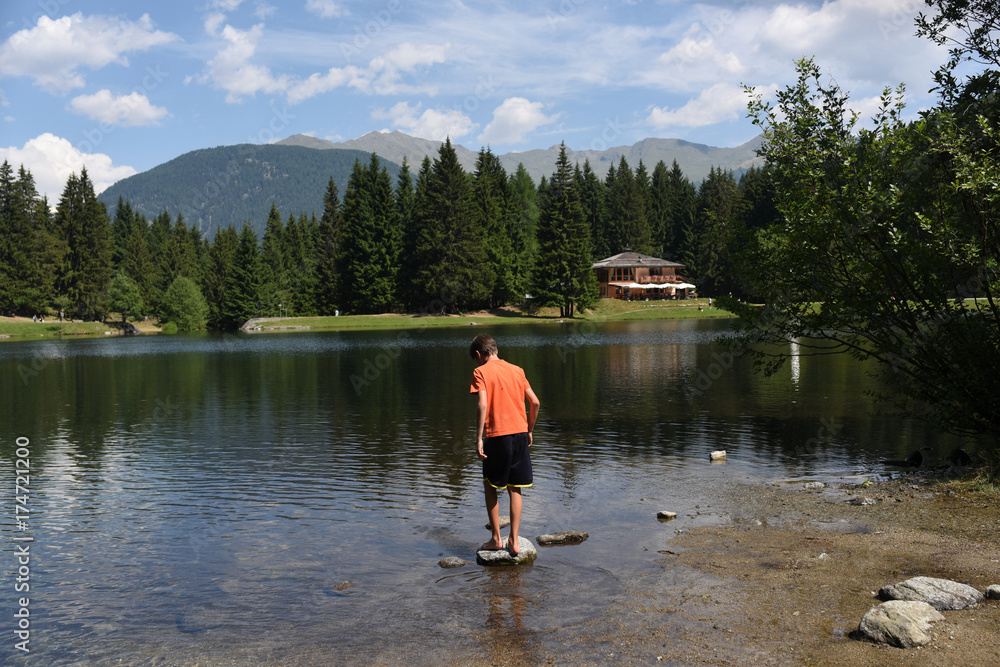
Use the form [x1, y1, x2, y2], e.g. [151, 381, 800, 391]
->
[477, 438, 487, 460]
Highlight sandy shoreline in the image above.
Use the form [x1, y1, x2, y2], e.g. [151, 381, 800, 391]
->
[543, 474, 1000, 666]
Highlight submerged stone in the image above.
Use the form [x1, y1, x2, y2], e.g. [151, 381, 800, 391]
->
[476, 537, 537, 566]
[438, 557, 469, 568]
[537, 530, 588, 545]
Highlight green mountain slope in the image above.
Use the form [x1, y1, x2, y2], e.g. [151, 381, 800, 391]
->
[98, 144, 399, 238]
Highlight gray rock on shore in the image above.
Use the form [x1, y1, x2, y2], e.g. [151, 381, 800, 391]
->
[476, 537, 537, 566]
[985, 584, 1000, 600]
[856, 600, 945, 648]
[879, 576, 984, 610]
[537, 530, 588, 545]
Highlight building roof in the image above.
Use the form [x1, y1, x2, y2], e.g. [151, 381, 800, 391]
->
[591, 251, 686, 270]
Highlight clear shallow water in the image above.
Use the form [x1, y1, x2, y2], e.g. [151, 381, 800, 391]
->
[0, 320, 962, 664]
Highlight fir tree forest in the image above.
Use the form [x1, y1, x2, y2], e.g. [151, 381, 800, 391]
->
[0, 139, 775, 330]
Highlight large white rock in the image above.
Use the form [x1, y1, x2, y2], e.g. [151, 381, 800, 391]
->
[856, 600, 945, 648]
[879, 576, 984, 610]
[476, 537, 537, 566]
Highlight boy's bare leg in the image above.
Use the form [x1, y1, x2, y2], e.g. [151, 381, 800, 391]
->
[481, 482, 504, 550]
[507, 486, 522, 555]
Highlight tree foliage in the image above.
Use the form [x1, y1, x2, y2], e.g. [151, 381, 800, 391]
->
[728, 51, 1000, 452]
[532, 143, 597, 317]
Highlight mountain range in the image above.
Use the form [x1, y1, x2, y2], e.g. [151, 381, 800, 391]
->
[278, 131, 763, 184]
[98, 131, 763, 239]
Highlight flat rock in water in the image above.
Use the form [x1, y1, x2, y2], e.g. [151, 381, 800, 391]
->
[985, 584, 1000, 600]
[536, 530, 588, 545]
[476, 537, 537, 566]
[856, 600, 945, 648]
[657, 511, 678, 521]
[438, 557, 469, 568]
[710, 450, 727, 461]
[879, 576, 984, 610]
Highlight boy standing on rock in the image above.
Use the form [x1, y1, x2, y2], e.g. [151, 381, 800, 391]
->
[470, 333, 540, 555]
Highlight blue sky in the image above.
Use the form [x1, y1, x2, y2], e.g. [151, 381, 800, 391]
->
[1, 0, 949, 203]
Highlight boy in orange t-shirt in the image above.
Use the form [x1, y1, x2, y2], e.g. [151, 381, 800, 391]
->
[470, 333, 540, 555]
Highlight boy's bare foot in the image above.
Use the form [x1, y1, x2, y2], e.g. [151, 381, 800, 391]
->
[480, 539, 504, 551]
[506, 537, 520, 556]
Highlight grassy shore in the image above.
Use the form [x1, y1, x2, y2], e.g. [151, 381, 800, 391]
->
[244, 298, 731, 333]
[0, 299, 732, 342]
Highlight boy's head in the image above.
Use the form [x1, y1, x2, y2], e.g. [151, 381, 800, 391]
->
[470, 333, 498, 361]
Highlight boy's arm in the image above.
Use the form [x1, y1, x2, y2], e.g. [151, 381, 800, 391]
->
[525, 386, 540, 446]
[475, 389, 488, 460]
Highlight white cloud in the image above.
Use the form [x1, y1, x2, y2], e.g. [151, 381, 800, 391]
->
[478, 98, 558, 145]
[199, 23, 290, 103]
[0, 13, 178, 94]
[647, 83, 768, 130]
[284, 42, 449, 103]
[210, 0, 246, 10]
[68, 89, 169, 127]
[204, 12, 227, 36]
[286, 66, 366, 105]
[372, 102, 476, 141]
[0, 133, 137, 202]
[305, 0, 347, 18]
[367, 42, 449, 95]
[255, 3, 278, 20]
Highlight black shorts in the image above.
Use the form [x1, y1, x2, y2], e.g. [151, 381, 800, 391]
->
[482, 432, 532, 489]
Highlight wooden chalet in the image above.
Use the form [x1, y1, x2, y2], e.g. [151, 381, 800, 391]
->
[591, 251, 696, 300]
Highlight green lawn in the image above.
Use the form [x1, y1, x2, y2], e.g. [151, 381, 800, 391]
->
[0, 317, 125, 340]
[248, 299, 732, 333]
[0, 299, 734, 341]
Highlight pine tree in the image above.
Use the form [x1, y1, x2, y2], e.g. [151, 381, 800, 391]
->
[315, 177, 343, 315]
[532, 143, 598, 317]
[0, 162, 51, 314]
[508, 163, 540, 296]
[260, 203, 286, 314]
[122, 210, 153, 308]
[337, 154, 401, 313]
[230, 222, 265, 324]
[204, 226, 239, 329]
[400, 157, 433, 311]
[412, 139, 490, 311]
[473, 147, 518, 307]
[665, 160, 698, 267]
[694, 167, 742, 296]
[649, 160, 670, 257]
[54, 168, 112, 320]
[604, 156, 651, 254]
[575, 160, 605, 260]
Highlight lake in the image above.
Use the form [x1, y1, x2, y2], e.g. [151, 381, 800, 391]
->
[0, 319, 962, 664]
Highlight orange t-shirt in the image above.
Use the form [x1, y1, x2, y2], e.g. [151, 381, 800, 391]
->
[470, 358, 531, 438]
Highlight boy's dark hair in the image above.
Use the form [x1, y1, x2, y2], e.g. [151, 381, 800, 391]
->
[470, 333, 498, 359]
